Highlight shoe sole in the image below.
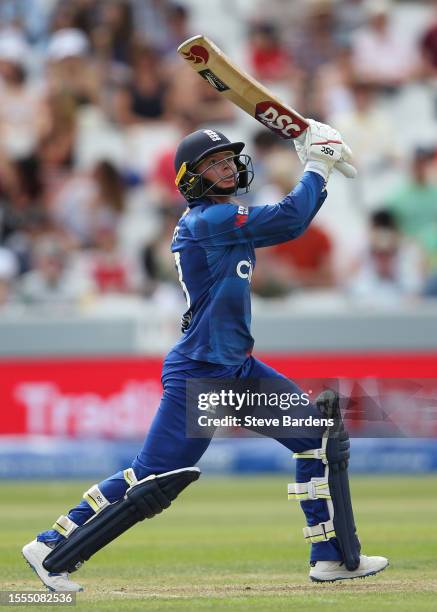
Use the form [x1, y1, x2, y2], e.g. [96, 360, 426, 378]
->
[310, 561, 389, 583]
[22, 552, 83, 592]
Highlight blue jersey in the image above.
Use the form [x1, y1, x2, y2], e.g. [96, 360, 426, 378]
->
[170, 170, 327, 365]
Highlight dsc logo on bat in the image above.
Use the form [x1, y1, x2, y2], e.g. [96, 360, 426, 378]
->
[255, 101, 306, 139]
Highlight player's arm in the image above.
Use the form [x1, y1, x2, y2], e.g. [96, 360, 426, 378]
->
[194, 120, 354, 248]
[192, 170, 325, 247]
[252, 173, 328, 248]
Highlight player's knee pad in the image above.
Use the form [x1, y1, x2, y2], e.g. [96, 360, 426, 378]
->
[287, 390, 360, 571]
[43, 467, 200, 574]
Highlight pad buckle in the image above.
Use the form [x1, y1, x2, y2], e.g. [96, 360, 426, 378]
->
[288, 478, 330, 501]
[303, 519, 336, 543]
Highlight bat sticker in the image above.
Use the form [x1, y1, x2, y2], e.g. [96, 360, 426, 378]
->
[182, 45, 209, 64]
[255, 101, 307, 139]
[199, 69, 230, 92]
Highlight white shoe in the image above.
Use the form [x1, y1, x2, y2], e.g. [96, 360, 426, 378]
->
[309, 554, 389, 582]
[22, 540, 83, 592]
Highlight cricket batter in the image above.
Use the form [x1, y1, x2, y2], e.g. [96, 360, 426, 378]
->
[23, 120, 388, 591]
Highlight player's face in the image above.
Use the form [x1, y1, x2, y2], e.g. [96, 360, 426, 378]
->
[196, 150, 238, 189]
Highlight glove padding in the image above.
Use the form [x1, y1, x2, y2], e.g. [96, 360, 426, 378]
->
[294, 119, 356, 180]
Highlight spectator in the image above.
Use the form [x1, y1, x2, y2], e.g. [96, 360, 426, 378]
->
[48, 159, 125, 247]
[291, 0, 340, 76]
[420, 0, 437, 78]
[17, 236, 93, 308]
[0, 0, 53, 44]
[90, 160, 126, 235]
[334, 0, 368, 46]
[251, 148, 299, 205]
[346, 209, 424, 306]
[0, 31, 46, 159]
[289, 0, 341, 116]
[146, 111, 200, 212]
[330, 80, 399, 173]
[385, 147, 437, 268]
[164, 3, 192, 56]
[351, 0, 416, 90]
[3, 209, 53, 276]
[83, 221, 139, 295]
[50, 2, 86, 33]
[130, 0, 191, 56]
[247, 22, 293, 82]
[253, 223, 335, 297]
[91, 0, 133, 66]
[165, 62, 235, 124]
[0, 155, 45, 252]
[111, 44, 169, 124]
[37, 91, 78, 211]
[45, 28, 100, 105]
[0, 246, 18, 307]
[251, 130, 289, 191]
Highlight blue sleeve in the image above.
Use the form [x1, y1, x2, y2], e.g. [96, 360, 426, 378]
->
[192, 171, 327, 247]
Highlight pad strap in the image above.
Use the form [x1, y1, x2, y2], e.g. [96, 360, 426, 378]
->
[123, 468, 138, 487]
[288, 478, 330, 501]
[294, 427, 329, 463]
[53, 515, 79, 538]
[303, 519, 336, 543]
[83, 485, 110, 513]
[293, 448, 326, 462]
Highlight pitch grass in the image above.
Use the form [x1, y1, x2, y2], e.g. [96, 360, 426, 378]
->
[1, 476, 436, 611]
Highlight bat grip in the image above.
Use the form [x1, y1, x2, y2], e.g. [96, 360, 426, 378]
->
[334, 160, 357, 179]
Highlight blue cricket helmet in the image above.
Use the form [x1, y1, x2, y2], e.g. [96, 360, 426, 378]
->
[174, 129, 253, 202]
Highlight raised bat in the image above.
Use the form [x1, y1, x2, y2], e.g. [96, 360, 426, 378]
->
[177, 35, 356, 178]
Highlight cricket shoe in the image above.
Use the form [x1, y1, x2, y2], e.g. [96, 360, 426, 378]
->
[22, 539, 83, 592]
[309, 554, 389, 582]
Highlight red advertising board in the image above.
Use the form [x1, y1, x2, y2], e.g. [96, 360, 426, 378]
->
[1, 353, 436, 438]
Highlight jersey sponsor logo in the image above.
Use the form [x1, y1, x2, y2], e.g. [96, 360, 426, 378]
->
[203, 129, 222, 142]
[255, 101, 307, 139]
[236, 259, 253, 282]
[199, 69, 229, 92]
[235, 205, 249, 227]
[182, 44, 209, 64]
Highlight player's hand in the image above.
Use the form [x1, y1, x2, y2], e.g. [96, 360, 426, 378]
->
[294, 119, 356, 180]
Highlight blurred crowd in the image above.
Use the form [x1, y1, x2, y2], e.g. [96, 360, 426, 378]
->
[0, 0, 437, 315]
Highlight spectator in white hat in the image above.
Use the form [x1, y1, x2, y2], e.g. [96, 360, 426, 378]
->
[45, 27, 99, 105]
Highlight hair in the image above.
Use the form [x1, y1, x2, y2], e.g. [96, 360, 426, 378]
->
[370, 209, 398, 230]
[14, 156, 43, 201]
[253, 129, 282, 152]
[94, 160, 124, 212]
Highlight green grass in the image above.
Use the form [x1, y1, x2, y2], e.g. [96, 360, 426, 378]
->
[1, 476, 436, 610]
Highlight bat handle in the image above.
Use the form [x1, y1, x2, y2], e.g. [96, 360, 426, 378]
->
[334, 160, 357, 179]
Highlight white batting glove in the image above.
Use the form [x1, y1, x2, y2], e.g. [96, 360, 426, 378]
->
[294, 119, 356, 181]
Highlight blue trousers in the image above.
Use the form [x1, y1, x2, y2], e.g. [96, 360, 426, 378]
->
[38, 350, 342, 562]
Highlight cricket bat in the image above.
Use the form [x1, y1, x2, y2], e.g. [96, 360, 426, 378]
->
[177, 35, 356, 178]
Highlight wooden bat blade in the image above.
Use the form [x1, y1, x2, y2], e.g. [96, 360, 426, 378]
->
[177, 35, 308, 139]
[177, 35, 357, 179]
